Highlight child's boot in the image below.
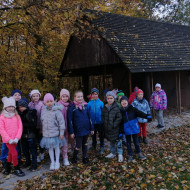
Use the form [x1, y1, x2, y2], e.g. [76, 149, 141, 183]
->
[3, 162, 11, 175]
[105, 153, 115, 158]
[143, 137, 148, 144]
[63, 158, 70, 166]
[54, 162, 60, 170]
[13, 165, 25, 177]
[118, 154, 123, 162]
[100, 147, 104, 155]
[50, 162, 55, 170]
[29, 164, 37, 172]
[138, 153, 146, 160]
[82, 157, 89, 164]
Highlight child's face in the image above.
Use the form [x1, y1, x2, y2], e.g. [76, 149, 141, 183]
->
[45, 100, 54, 108]
[5, 106, 15, 113]
[13, 93, 21, 101]
[155, 87, 161, 92]
[121, 100, 128, 108]
[32, 93, 40, 102]
[74, 92, 83, 104]
[118, 95, 123, 101]
[19, 106, 27, 112]
[61, 94, 69, 103]
[107, 96, 114, 105]
[91, 92, 98, 100]
[137, 93, 143, 100]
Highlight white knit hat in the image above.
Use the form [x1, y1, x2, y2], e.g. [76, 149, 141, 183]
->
[155, 83, 161, 88]
[2, 97, 16, 109]
[29, 89, 41, 98]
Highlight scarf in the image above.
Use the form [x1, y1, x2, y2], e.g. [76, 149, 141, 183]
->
[59, 101, 70, 109]
[2, 110, 16, 118]
[74, 101, 88, 110]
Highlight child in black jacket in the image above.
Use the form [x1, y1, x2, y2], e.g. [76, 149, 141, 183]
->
[18, 98, 38, 171]
[120, 96, 152, 162]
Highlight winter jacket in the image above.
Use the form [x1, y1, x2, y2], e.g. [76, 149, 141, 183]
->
[28, 101, 44, 129]
[101, 102, 122, 142]
[150, 90, 167, 110]
[19, 108, 37, 139]
[87, 99, 104, 125]
[58, 100, 70, 140]
[120, 105, 149, 134]
[41, 104, 65, 138]
[132, 98, 151, 123]
[67, 103, 93, 137]
[128, 92, 136, 105]
[0, 114, 23, 143]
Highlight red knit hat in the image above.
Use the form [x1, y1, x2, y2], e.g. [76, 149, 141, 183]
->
[137, 89, 143, 96]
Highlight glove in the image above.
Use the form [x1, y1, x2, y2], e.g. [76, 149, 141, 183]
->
[8, 139, 14, 144]
[119, 134, 123, 138]
[13, 138, 19, 144]
[147, 115, 152, 122]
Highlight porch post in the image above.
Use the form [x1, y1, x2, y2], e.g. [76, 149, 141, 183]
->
[176, 71, 181, 114]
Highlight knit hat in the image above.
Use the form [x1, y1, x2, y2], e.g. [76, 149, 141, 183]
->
[120, 96, 128, 103]
[44, 93, 54, 104]
[117, 90, 125, 98]
[60, 89, 70, 99]
[106, 91, 116, 99]
[2, 97, 16, 109]
[137, 89, 143, 96]
[155, 83, 161, 88]
[91, 88, 99, 95]
[134, 86, 139, 95]
[18, 98, 29, 108]
[29, 89, 41, 98]
[11, 89, 22, 96]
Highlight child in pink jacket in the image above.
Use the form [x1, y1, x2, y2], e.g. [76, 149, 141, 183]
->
[0, 97, 25, 177]
[28, 89, 44, 163]
[58, 89, 72, 166]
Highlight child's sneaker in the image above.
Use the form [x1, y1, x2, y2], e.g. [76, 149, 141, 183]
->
[37, 156, 41, 163]
[40, 153, 44, 161]
[118, 154, 123, 162]
[128, 156, 133, 162]
[100, 147, 104, 155]
[105, 153, 115, 158]
[54, 162, 60, 170]
[63, 158, 70, 166]
[13, 165, 25, 177]
[143, 137, 148, 144]
[50, 162, 55, 170]
[138, 153, 146, 160]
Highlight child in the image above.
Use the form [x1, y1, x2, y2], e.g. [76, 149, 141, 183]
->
[101, 91, 123, 162]
[87, 88, 104, 154]
[58, 89, 71, 166]
[132, 89, 151, 144]
[150, 83, 167, 129]
[40, 93, 66, 170]
[120, 96, 151, 162]
[28, 89, 44, 163]
[67, 90, 94, 164]
[0, 90, 22, 170]
[18, 98, 38, 171]
[0, 97, 25, 176]
[128, 86, 139, 105]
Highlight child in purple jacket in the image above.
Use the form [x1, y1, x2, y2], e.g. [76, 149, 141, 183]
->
[150, 83, 167, 129]
[28, 89, 44, 162]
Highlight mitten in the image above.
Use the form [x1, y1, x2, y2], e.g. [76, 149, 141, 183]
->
[14, 138, 19, 144]
[9, 139, 14, 144]
[147, 115, 152, 122]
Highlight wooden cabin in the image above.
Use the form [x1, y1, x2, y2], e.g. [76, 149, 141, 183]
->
[60, 10, 190, 113]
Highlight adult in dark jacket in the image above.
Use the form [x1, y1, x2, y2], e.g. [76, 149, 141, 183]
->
[120, 96, 152, 162]
[67, 90, 94, 164]
[101, 91, 123, 162]
[18, 98, 38, 171]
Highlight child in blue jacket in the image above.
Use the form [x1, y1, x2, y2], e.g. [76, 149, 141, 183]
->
[67, 90, 94, 164]
[120, 96, 152, 162]
[87, 88, 104, 154]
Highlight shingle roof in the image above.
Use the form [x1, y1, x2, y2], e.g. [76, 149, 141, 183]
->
[89, 10, 190, 72]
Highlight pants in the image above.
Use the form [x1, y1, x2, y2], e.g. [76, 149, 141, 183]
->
[75, 135, 88, 158]
[155, 110, 164, 126]
[0, 142, 21, 163]
[36, 129, 44, 154]
[6, 144, 18, 166]
[92, 124, 104, 148]
[21, 138, 37, 165]
[126, 134, 141, 156]
[110, 139, 123, 155]
[138, 123, 147, 137]
[61, 142, 68, 159]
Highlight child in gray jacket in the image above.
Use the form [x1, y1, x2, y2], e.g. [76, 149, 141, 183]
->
[40, 93, 66, 170]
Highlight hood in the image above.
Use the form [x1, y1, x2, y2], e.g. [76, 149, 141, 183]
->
[52, 103, 63, 111]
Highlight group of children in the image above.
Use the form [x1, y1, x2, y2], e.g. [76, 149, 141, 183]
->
[0, 83, 167, 177]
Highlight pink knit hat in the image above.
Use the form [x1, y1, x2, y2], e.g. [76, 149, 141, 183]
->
[43, 93, 54, 103]
[60, 89, 70, 99]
